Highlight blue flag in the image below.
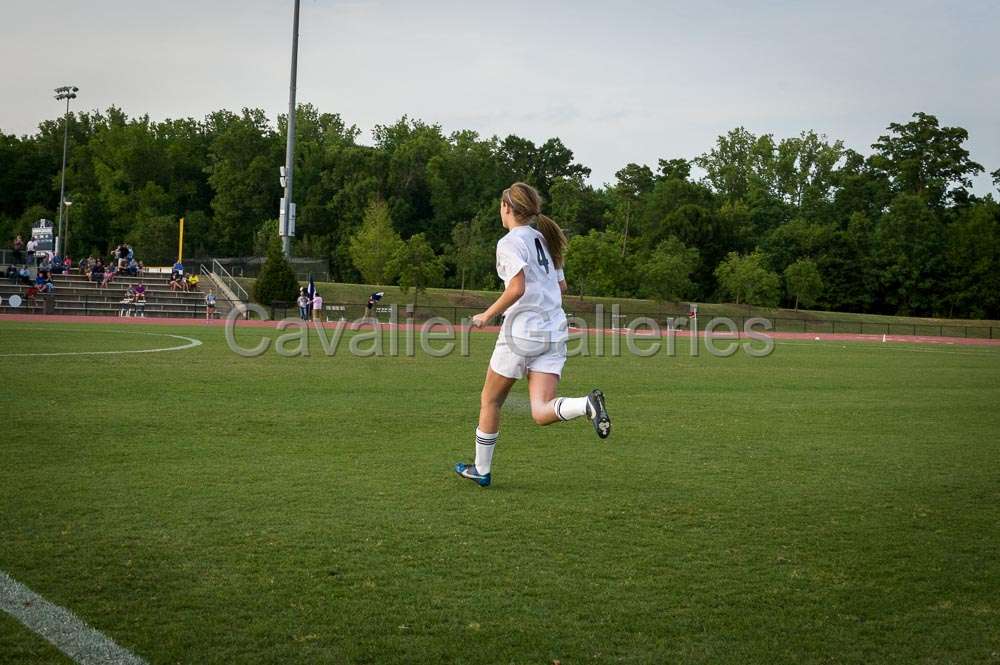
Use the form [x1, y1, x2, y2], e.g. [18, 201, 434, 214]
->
[307, 274, 316, 314]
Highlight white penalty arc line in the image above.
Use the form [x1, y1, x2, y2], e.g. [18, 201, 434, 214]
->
[0, 332, 202, 357]
[0, 570, 148, 665]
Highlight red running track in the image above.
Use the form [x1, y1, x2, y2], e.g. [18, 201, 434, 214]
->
[3, 313, 998, 348]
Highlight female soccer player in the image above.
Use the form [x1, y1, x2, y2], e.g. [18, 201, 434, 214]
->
[455, 182, 610, 488]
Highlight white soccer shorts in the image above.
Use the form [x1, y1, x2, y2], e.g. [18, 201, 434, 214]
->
[489, 334, 567, 379]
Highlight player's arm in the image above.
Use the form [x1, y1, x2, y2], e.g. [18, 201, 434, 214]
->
[472, 270, 525, 327]
[557, 267, 567, 293]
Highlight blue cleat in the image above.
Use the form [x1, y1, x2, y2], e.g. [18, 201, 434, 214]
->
[455, 462, 491, 487]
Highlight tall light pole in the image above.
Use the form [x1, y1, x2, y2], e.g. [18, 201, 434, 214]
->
[280, 0, 301, 258]
[54, 85, 78, 257]
[63, 199, 73, 260]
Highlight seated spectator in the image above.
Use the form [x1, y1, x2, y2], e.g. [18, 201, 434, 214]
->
[18, 266, 32, 285]
[172, 259, 184, 277]
[134, 282, 147, 317]
[6, 265, 17, 284]
[185, 274, 200, 291]
[136, 260, 145, 274]
[39, 256, 53, 274]
[119, 286, 135, 317]
[169, 273, 184, 291]
[127, 258, 139, 275]
[100, 266, 115, 288]
[90, 258, 104, 283]
[61, 255, 72, 274]
[35, 272, 53, 294]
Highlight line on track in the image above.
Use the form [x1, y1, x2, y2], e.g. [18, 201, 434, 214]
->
[0, 570, 147, 665]
[774, 339, 1000, 356]
[0, 330, 202, 357]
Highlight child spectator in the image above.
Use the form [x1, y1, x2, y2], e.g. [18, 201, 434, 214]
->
[100, 265, 115, 288]
[297, 291, 310, 320]
[186, 274, 200, 291]
[311, 291, 324, 322]
[205, 290, 217, 320]
[169, 273, 184, 291]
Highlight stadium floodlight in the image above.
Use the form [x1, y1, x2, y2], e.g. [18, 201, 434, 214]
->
[53, 85, 79, 256]
[280, 0, 301, 259]
[63, 199, 73, 257]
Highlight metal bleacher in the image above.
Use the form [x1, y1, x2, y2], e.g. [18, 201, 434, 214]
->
[0, 269, 231, 319]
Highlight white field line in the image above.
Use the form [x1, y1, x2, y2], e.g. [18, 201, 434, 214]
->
[0, 570, 148, 665]
[0, 332, 202, 357]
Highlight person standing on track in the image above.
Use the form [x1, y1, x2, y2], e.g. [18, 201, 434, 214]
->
[454, 182, 611, 488]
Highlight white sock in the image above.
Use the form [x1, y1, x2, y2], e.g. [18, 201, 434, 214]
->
[474, 429, 498, 474]
[553, 396, 590, 421]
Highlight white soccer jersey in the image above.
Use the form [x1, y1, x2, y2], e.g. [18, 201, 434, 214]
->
[495, 225, 567, 342]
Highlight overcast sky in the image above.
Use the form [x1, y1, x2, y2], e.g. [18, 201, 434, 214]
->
[2, 0, 997, 193]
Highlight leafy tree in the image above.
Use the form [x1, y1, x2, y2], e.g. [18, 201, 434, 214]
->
[784, 258, 824, 310]
[869, 112, 984, 205]
[609, 163, 655, 256]
[254, 237, 299, 306]
[695, 127, 778, 202]
[125, 214, 181, 265]
[254, 219, 279, 256]
[873, 193, 946, 314]
[638, 237, 699, 303]
[349, 199, 404, 285]
[390, 233, 444, 307]
[943, 200, 1000, 318]
[564, 230, 631, 298]
[205, 109, 281, 255]
[443, 214, 496, 292]
[714, 250, 781, 307]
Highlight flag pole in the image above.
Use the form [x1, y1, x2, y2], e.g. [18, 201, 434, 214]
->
[177, 217, 185, 262]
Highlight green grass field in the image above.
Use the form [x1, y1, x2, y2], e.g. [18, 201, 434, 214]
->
[1, 320, 999, 664]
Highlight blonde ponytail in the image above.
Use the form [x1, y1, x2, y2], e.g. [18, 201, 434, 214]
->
[534, 213, 567, 269]
[502, 181, 568, 269]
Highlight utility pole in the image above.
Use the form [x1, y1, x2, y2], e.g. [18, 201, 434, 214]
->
[280, 0, 301, 258]
[54, 85, 78, 257]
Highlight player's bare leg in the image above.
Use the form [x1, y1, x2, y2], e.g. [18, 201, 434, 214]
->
[528, 371, 611, 438]
[456, 368, 516, 487]
[478, 367, 516, 433]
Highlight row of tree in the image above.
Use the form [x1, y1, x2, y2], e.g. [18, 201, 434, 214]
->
[2, 106, 998, 317]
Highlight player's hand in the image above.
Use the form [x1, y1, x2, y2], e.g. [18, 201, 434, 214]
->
[471, 312, 490, 328]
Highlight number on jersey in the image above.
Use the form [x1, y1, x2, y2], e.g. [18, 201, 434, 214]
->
[534, 238, 550, 274]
